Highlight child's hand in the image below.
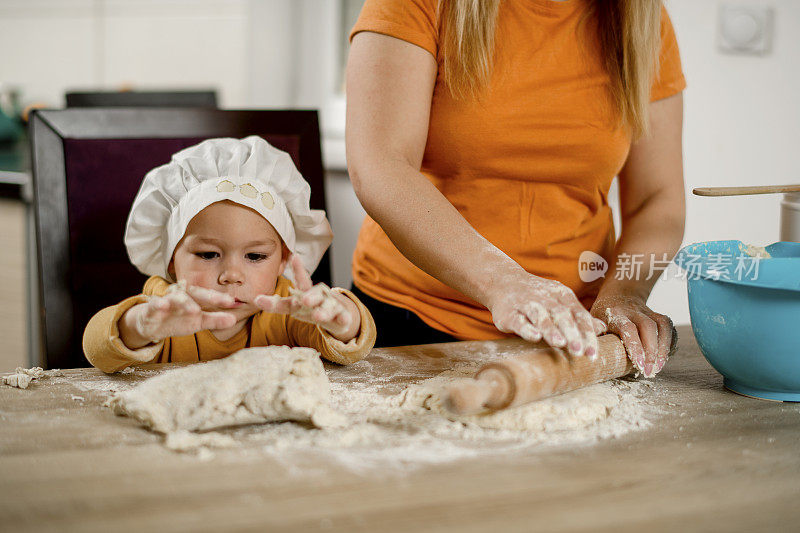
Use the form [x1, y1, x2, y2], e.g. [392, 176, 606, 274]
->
[120, 281, 238, 349]
[254, 255, 361, 342]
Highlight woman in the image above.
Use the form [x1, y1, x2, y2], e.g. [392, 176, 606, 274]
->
[346, 0, 685, 377]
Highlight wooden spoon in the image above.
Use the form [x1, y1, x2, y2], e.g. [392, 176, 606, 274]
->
[693, 184, 800, 197]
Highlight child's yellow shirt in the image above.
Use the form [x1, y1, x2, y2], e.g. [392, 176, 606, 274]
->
[83, 276, 376, 373]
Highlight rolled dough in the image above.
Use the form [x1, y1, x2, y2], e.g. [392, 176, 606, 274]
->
[109, 346, 343, 434]
[396, 364, 651, 433]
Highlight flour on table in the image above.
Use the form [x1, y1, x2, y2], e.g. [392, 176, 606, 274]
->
[234, 361, 658, 472]
[109, 347, 344, 437]
[164, 430, 237, 452]
[100, 346, 659, 469]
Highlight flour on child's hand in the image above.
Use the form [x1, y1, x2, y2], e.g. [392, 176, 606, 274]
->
[288, 286, 350, 328]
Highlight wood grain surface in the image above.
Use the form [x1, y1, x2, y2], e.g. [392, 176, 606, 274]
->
[1, 326, 799, 533]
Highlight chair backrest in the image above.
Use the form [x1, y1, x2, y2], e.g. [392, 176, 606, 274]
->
[66, 90, 217, 108]
[29, 108, 328, 369]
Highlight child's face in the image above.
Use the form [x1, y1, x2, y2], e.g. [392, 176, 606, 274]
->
[169, 201, 289, 321]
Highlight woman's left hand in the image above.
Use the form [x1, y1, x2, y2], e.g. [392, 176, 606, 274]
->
[590, 294, 675, 378]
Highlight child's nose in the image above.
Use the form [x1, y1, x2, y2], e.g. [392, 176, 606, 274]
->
[218, 263, 244, 285]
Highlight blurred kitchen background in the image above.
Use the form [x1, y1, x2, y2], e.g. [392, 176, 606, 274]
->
[0, 0, 798, 370]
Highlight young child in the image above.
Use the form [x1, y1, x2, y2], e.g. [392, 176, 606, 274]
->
[83, 136, 376, 373]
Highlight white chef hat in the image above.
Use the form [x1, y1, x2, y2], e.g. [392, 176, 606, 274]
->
[124, 136, 333, 282]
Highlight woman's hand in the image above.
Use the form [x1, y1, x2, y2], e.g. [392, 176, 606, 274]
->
[488, 271, 606, 357]
[590, 294, 675, 377]
[120, 282, 238, 349]
[254, 255, 361, 342]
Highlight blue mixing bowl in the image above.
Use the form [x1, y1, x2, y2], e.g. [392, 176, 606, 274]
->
[674, 240, 800, 401]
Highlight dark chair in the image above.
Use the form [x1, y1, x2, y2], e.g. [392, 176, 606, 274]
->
[29, 108, 329, 369]
[66, 90, 217, 108]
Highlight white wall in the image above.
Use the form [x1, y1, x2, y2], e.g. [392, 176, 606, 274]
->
[0, 0, 96, 106]
[247, 0, 296, 108]
[1, 0, 797, 325]
[642, 0, 800, 324]
[0, 0, 250, 107]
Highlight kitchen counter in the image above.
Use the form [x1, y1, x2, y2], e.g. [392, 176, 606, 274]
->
[2, 325, 799, 532]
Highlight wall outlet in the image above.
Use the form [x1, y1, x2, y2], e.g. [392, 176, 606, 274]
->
[717, 4, 774, 55]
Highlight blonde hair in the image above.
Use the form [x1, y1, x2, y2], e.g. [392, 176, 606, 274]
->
[438, 0, 663, 139]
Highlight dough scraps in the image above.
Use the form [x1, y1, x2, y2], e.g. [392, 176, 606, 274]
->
[742, 243, 771, 259]
[2, 367, 45, 389]
[109, 346, 344, 435]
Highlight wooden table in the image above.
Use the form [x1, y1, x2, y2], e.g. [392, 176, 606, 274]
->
[2, 325, 799, 532]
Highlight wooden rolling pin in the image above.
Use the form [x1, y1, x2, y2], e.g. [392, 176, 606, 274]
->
[442, 334, 633, 416]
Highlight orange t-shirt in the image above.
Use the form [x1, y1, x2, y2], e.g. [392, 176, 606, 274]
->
[350, 0, 687, 340]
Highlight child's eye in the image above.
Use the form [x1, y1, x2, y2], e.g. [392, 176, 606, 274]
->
[246, 253, 267, 262]
[195, 252, 219, 260]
